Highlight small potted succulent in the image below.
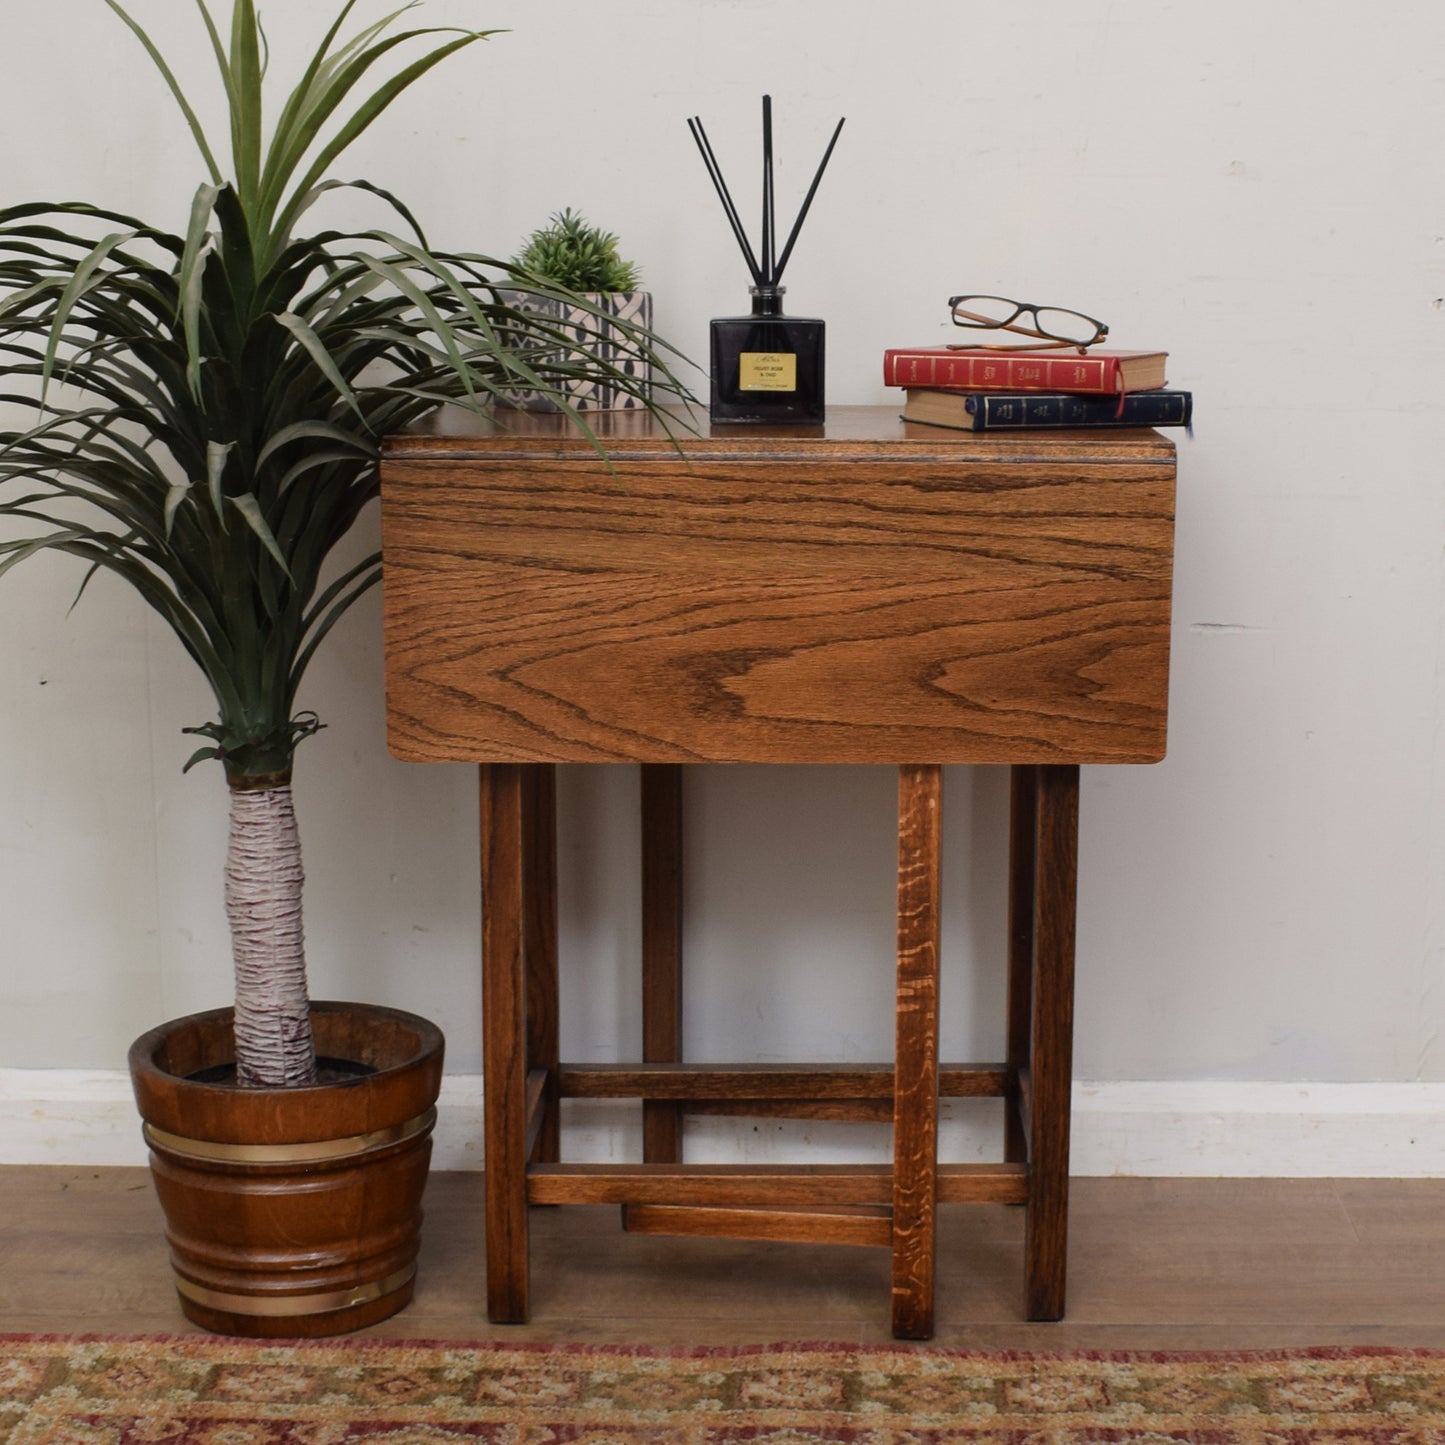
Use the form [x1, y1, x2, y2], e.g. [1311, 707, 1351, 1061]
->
[502, 208, 653, 411]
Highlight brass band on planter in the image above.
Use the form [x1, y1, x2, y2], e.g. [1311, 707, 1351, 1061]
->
[174, 1264, 417, 1318]
[142, 1107, 436, 1165]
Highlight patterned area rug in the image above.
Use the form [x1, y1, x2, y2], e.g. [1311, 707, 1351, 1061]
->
[3, 1335, 1444, 1443]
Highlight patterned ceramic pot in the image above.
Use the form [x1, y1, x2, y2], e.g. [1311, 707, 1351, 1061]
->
[499, 290, 652, 411]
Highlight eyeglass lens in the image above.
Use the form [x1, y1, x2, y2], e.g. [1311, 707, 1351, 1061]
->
[951, 295, 1101, 346]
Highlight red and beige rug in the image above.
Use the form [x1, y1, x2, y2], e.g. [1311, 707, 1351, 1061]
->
[4, 1334, 1444, 1442]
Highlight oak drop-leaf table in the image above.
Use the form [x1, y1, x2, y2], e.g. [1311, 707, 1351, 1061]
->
[380, 406, 1177, 1338]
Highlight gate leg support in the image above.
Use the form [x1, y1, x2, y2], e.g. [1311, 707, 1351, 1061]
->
[641, 764, 684, 1163]
[891, 763, 942, 1340]
[1025, 763, 1079, 1322]
[481, 763, 530, 1323]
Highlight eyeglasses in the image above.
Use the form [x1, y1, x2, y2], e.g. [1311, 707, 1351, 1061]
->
[947, 294, 1109, 351]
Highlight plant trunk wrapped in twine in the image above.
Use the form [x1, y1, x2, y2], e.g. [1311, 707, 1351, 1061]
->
[226, 778, 315, 1088]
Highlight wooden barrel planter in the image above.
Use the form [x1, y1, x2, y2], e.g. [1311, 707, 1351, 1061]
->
[128, 1001, 444, 1337]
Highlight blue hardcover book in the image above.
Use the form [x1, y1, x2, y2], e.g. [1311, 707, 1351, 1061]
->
[902, 387, 1193, 431]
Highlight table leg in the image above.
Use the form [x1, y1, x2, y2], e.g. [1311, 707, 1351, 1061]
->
[891, 762, 942, 1340]
[480, 762, 530, 1323]
[1005, 766, 1038, 1166]
[641, 764, 684, 1163]
[1025, 763, 1079, 1322]
[523, 764, 560, 1164]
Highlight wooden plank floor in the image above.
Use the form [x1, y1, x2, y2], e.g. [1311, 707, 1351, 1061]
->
[3, 1167, 1443, 1349]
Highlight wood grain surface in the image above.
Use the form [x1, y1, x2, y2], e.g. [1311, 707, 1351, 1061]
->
[621, 1203, 893, 1249]
[892, 763, 944, 1337]
[128, 1005, 442, 1338]
[382, 408, 1176, 765]
[1005, 764, 1039, 1167]
[554, 1062, 1009, 1100]
[479, 763, 530, 1322]
[522, 765, 559, 1165]
[1026, 764, 1080, 1321]
[14, 1167, 1445, 1348]
[524, 1162, 1027, 1207]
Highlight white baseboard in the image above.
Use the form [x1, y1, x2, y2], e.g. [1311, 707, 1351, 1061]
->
[2, 1071, 1442, 1177]
[1070, 1081, 1445, 1178]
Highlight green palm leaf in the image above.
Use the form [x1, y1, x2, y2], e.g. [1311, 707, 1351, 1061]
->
[2, 0, 694, 787]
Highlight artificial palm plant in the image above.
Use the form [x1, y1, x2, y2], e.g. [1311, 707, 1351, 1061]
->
[0, 1, 686, 1089]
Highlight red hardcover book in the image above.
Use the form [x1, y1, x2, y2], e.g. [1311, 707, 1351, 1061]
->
[882, 346, 1167, 394]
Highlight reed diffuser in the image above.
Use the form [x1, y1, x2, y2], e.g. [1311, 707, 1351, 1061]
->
[689, 98, 844, 423]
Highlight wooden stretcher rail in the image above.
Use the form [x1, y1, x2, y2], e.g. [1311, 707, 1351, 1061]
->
[557, 1062, 1011, 1101]
[679, 1099, 896, 1122]
[526, 1162, 1029, 1207]
[622, 1203, 894, 1248]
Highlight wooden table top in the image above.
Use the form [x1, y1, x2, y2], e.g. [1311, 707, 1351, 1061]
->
[384, 403, 1179, 464]
[381, 406, 1178, 766]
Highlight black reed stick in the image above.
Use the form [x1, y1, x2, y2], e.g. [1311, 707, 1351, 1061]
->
[772, 115, 845, 283]
[688, 115, 762, 286]
[762, 95, 775, 284]
[689, 101, 844, 291]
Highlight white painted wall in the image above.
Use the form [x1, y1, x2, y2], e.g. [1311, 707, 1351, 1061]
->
[3, 2, 1444, 1170]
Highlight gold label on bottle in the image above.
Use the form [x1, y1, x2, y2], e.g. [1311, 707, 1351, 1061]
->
[739, 352, 797, 391]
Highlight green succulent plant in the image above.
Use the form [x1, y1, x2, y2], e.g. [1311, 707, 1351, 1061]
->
[512, 208, 643, 293]
[0, 0, 687, 1088]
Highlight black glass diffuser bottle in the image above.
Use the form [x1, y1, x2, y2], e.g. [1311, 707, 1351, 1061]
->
[689, 98, 843, 425]
[710, 284, 824, 423]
